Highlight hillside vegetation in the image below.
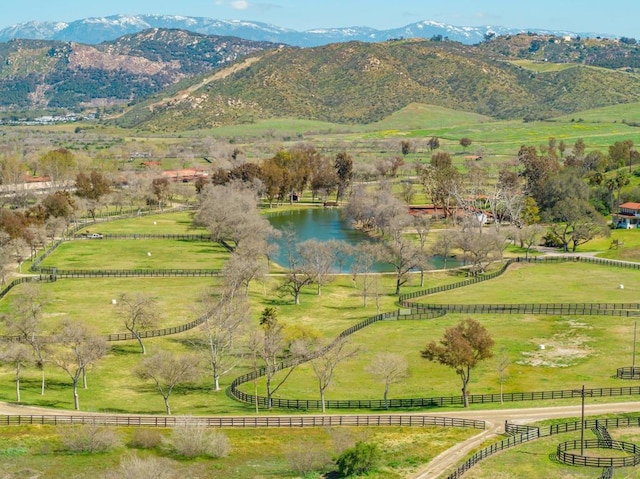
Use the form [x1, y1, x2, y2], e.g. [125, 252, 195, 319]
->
[116, 36, 640, 130]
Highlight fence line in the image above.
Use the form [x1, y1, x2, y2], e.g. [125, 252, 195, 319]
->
[0, 413, 484, 430]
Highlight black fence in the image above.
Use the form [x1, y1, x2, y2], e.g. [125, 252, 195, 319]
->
[74, 234, 213, 241]
[410, 302, 640, 317]
[0, 276, 55, 302]
[557, 439, 640, 467]
[0, 413, 484, 430]
[617, 367, 640, 379]
[446, 416, 640, 479]
[35, 268, 222, 278]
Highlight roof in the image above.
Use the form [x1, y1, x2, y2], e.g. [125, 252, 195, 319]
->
[619, 202, 640, 210]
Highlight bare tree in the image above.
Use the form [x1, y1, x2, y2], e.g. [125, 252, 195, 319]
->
[383, 237, 421, 295]
[251, 307, 303, 409]
[194, 288, 250, 391]
[117, 292, 160, 354]
[297, 239, 343, 296]
[366, 353, 409, 409]
[51, 321, 109, 410]
[518, 224, 545, 259]
[0, 342, 32, 402]
[421, 318, 494, 407]
[431, 230, 457, 270]
[495, 352, 511, 405]
[2, 283, 49, 394]
[351, 243, 382, 307]
[136, 351, 200, 415]
[309, 338, 359, 413]
[278, 228, 314, 305]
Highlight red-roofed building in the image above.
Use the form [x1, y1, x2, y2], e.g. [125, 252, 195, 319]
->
[614, 202, 640, 229]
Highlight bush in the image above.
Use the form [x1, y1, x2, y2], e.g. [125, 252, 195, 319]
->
[61, 424, 121, 453]
[283, 439, 332, 476]
[128, 429, 164, 449]
[105, 454, 179, 479]
[335, 441, 381, 477]
[168, 420, 231, 458]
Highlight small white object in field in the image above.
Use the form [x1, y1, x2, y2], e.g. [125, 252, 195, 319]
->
[539, 344, 545, 350]
[619, 284, 625, 289]
[153, 221, 157, 225]
[111, 299, 117, 305]
[147, 252, 151, 256]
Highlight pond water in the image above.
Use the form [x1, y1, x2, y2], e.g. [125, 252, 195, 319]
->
[267, 207, 459, 272]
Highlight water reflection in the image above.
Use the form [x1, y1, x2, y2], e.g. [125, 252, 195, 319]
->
[267, 208, 459, 272]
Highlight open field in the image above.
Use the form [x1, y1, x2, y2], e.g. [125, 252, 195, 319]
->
[0, 424, 477, 479]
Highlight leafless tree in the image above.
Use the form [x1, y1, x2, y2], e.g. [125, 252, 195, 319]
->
[194, 182, 276, 250]
[51, 320, 109, 410]
[277, 227, 314, 305]
[431, 230, 457, 270]
[0, 342, 32, 402]
[297, 239, 344, 296]
[309, 338, 359, 413]
[351, 243, 382, 307]
[117, 292, 160, 354]
[518, 224, 545, 258]
[2, 283, 49, 394]
[365, 353, 409, 409]
[251, 307, 304, 409]
[136, 351, 200, 415]
[193, 288, 250, 391]
[383, 237, 421, 295]
[495, 352, 511, 405]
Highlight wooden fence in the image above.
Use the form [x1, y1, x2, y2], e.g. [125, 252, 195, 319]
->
[0, 413, 484, 430]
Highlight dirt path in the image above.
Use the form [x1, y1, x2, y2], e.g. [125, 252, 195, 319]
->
[412, 401, 640, 479]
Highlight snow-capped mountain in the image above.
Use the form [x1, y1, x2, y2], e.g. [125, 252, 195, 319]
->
[0, 14, 607, 46]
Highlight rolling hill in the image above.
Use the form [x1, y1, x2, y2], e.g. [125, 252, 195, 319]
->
[115, 37, 640, 130]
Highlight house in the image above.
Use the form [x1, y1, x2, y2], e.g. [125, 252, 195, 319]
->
[614, 202, 640, 229]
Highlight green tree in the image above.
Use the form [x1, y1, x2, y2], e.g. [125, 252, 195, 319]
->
[421, 318, 494, 408]
[336, 441, 381, 477]
[459, 137, 472, 150]
[334, 152, 353, 202]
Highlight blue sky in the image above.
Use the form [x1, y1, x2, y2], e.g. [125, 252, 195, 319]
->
[3, 0, 639, 37]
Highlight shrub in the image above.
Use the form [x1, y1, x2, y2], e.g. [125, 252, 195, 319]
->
[60, 424, 121, 453]
[335, 441, 381, 477]
[105, 454, 179, 479]
[283, 439, 332, 476]
[128, 429, 164, 449]
[168, 420, 231, 458]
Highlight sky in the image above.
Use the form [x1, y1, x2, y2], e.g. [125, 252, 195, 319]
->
[2, 0, 639, 38]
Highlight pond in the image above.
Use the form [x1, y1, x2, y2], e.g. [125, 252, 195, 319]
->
[267, 207, 459, 272]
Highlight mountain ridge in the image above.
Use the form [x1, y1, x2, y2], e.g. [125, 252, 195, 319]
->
[0, 14, 609, 47]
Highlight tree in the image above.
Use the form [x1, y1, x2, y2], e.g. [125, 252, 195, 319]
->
[75, 171, 112, 201]
[136, 351, 200, 415]
[195, 288, 250, 391]
[365, 353, 409, 409]
[421, 318, 494, 407]
[252, 308, 303, 409]
[459, 137, 472, 150]
[297, 239, 343, 296]
[418, 151, 461, 219]
[2, 283, 49, 394]
[38, 148, 76, 189]
[431, 230, 457, 270]
[383, 237, 421, 295]
[336, 441, 381, 477]
[0, 343, 32, 402]
[427, 136, 440, 151]
[334, 152, 353, 202]
[194, 182, 277, 250]
[117, 292, 160, 354]
[495, 352, 510, 405]
[278, 227, 314, 305]
[351, 243, 382, 307]
[151, 177, 170, 210]
[309, 338, 359, 413]
[400, 140, 414, 156]
[51, 321, 109, 410]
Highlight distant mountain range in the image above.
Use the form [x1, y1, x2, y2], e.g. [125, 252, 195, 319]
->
[0, 14, 609, 47]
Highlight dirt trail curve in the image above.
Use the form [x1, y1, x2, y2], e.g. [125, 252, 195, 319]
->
[412, 401, 640, 479]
